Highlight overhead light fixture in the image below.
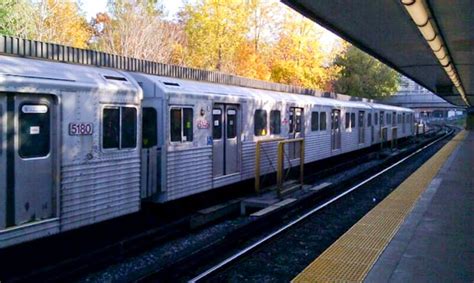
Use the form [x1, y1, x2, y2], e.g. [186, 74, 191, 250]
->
[401, 0, 470, 106]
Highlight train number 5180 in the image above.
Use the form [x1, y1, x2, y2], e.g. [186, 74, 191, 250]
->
[69, 122, 93, 136]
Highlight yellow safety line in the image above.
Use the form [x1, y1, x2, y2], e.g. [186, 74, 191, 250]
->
[293, 131, 467, 283]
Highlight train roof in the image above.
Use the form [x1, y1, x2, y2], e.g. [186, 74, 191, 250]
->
[0, 55, 140, 93]
[131, 73, 379, 110]
[133, 73, 413, 112]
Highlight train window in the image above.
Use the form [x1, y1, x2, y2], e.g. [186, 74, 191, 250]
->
[351, 113, 356, 128]
[227, 109, 237, 139]
[183, 108, 193, 142]
[170, 107, 194, 142]
[398, 114, 402, 124]
[122, 107, 137, 148]
[270, 110, 281, 135]
[170, 108, 181, 142]
[295, 109, 302, 132]
[142, 108, 157, 148]
[213, 108, 222, 140]
[386, 113, 391, 125]
[345, 112, 350, 129]
[103, 107, 137, 149]
[254, 109, 267, 136]
[368, 113, 372, 127]
[374, 113, 378, 126]
[392, 112, 396, 126]
[19, 104, 50, 158]
[311, 112, 319, 131]
[358, 112, 364, 128]
[380, 112, 385, 125]
[320, 112, 327, 131]
[103, 108, 120, 149]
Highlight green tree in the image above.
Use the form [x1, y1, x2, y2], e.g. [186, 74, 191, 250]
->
[0, 0, 35, 38]
[333, 45, 400, 98]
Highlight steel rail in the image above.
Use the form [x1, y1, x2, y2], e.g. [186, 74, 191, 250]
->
[188, 127, 454, 283]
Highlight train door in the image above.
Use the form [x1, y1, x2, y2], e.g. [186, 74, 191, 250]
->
[402, 113, 406, 134]
[141, 105, 161, 198]
[368, 112, 374, 143]
[212, 104, 240, 177]
[0, 96, 5, 229]
[288, 107, 304, 159]
[331, 109, 341, 150]
[358, 111, 365, 144]
[1, 94, 56, 228]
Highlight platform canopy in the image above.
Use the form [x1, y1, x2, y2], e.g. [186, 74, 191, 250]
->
[283, 0, 473, 107]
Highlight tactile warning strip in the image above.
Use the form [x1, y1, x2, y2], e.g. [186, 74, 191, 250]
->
[293, 131, 467, 283]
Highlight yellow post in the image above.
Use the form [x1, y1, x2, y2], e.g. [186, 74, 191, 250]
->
[299, 139, 304, 187]
[255, 140, 261, 194]
[277, 142, 284, 193]
[276, 138, 304, 197]
[254, 138, 285, 194]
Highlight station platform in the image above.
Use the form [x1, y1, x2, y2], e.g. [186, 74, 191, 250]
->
[293, 130, 473, 282]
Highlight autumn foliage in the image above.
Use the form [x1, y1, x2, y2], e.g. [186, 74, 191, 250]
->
[0, 0, 399, 97]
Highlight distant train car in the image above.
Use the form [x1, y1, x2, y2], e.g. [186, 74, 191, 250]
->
[131, 73, 414, 202]
[0, 56, 142, 248]
[0, 54, 414, 248]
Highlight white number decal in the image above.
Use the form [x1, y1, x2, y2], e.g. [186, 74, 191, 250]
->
[69, 123, 93, 135]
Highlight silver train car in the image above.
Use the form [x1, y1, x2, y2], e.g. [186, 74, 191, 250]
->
[0, 55, 414, 248]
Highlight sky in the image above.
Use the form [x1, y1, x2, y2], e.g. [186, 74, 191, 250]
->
[79, 0, 340, 50]
[81, 0, 184, 20]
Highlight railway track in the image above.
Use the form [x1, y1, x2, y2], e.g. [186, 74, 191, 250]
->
[185, 125, 455, 282]
[1, 126, 450, 283]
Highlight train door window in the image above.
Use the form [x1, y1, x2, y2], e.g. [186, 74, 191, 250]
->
[170, 107, 193, 143]
[320, 112, 327, 131]
[103, 108, 120, 149]
[254, 109, 267, 136]
[368, 113, 372, 127]
[350, 113, 356, 128]
[227, 109, 237, 138]
[345, 112, 350, 129]
[392, 112, 396, 126]
[170, 108, 181, 142]
[19, 104, 50, 158]
[142, 107, 157, 148]
[380, 111, 384, 125]
[103, 106, 137, 149]
[270, 110, 281, 135]
[183, 108, 193, 142]
[374, 113, 378, 126]
[358, 111, 364, 128]
[213, 108, 222, 139]
[295, 109, 302, 132]
[122, 107, 137, 148]
[311, 112, 319, 131]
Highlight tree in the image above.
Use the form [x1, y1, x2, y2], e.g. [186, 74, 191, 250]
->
[268, 13, 340, 90]
[31, 0, 92, 48]
[0, 0, 35, 38]
[333, 45, 400, 98]
[180, 0, 250, 72]
[92, 0, 183, 63]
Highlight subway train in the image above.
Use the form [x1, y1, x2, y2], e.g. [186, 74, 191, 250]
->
[0, 54, 414, 248]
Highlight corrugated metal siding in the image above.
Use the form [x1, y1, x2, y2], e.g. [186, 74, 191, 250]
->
[242, 141, 280, 180]
[164, 147, 213, 201]
[305, 132, 332, 163]
[60, 157, 141, 231]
